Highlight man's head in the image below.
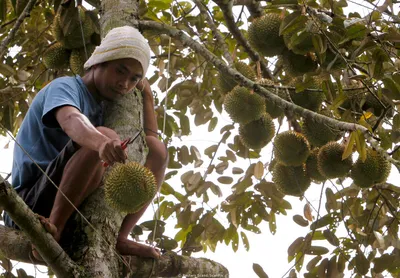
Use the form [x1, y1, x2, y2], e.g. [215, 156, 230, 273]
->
[83, 26, 151, 101]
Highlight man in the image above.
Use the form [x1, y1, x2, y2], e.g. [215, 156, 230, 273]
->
[3, 26, 166, 260]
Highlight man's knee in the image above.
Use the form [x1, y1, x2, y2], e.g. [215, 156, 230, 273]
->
[145, 136, 168, 168]
[96, 126, 119, 140]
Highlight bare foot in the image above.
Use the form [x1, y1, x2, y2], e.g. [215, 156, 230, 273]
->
[31, 215, 58, 262]
[116, 237, 161, 259]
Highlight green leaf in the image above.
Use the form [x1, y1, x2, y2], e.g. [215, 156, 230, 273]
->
[208, 117, 218, 132]
[293, 215, 309, 227]
[240, 231, 250, 251]
[0, 63, 16, 77]
[323, 229, 339, 246]
[383, 76, 400, 100]
[371, 48, 389, 79]
[373, 254, 395, 273]
[355, 249, 370, 275]
[147, 0, 172, 10]
[269, 212, 276, 235]
[231, 230, 239, 252]
[394, 114, 400, 130]
[312, 34, 327, 54]
[305, 246, 329, 255]
[217, 176, 233, 185]
[279, 12, 308, 36]
[253, 263, 269, 278]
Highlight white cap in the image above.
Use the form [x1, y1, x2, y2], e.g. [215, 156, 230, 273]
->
[84, 26, 151, 76]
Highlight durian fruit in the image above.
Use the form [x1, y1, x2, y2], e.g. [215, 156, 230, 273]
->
[104, 162, 157, 213]
[258, 79, 284, 118]
[52, 7, 95, 49]
[273, 131, 310, 166]
[224, 86, 265, 124]
[69, 44, 96, 75]
[317, 142, 353, 179]
[217, 61, 256, 94]
[350, 149, 391, 188]
[284, 76, 325, 112]
[282, 49, 318, 77]
[273, 163, 311, 196]
[247, 12, 286, 57]
[43, 42, 71, 70]
[69, 49, 84, 75]
[302, 113, 341, 147]
[305, 148, 326, 183]
[239, 113, 275, 150]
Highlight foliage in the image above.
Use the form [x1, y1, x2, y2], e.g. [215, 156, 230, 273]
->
[1, 0, 400, 277]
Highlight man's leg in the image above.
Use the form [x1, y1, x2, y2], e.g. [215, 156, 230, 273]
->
[49, 126, 116, 241]
[116, 136, 168, 259]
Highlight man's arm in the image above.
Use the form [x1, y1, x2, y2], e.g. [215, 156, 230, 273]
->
[138, 79, 159, 138]
[55, 106, 126, 165]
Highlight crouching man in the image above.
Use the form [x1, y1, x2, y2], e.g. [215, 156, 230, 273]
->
[4, 26, 167, 260]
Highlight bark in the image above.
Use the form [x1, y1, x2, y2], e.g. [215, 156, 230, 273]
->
[0, 178, 81, 277]
[0, 226, 229, 278]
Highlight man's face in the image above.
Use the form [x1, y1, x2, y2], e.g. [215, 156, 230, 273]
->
[94, 58, 144, 101]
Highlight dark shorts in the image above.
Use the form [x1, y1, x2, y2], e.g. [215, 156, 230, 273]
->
[3, 140, 78, 229]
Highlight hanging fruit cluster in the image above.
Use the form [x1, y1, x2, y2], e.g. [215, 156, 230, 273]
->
[42, 4, 100, 76]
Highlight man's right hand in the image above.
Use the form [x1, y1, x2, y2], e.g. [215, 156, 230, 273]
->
[98, 137, 127, 166]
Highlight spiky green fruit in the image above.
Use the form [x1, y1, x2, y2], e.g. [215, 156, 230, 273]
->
[69, 44, 96, 75]
[273, 131, 310, 166]
[318, 142, 353, 179]
[43, 42, 70, 70]
[53, 7, 95, 49]
[305, 148, 326, 182]
[104, 162, 157, 213]
[258, 79, 284, 118]
[284, 76, 325, 112]
[217, 62, 256, 94]
[239, 113, 275, 149]
[350, 149, 391, 188]
[302, 114, 341, 147]
[273, 163, 311, 196]
[248, 12, 286, 57]
[282, 50, 318, 77]
[69, 49, 84, 75]
[224, 86, 265, 124]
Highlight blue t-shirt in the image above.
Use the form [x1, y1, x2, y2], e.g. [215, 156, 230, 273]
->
[12, 76, 103, 190]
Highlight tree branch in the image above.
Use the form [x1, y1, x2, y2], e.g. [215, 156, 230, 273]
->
[192, 0, 234, 65]
[0, 177, 82, 278]
[213, 0, 273, 79]
[138, 20, 400, 172]
[0, 0, 37, 58]
[0, 225, 229, 278]
[124, 251, 229, 277]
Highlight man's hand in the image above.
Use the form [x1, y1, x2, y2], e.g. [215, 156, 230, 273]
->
[98, 137, 127, 166]
[136, 78, 151, 96]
